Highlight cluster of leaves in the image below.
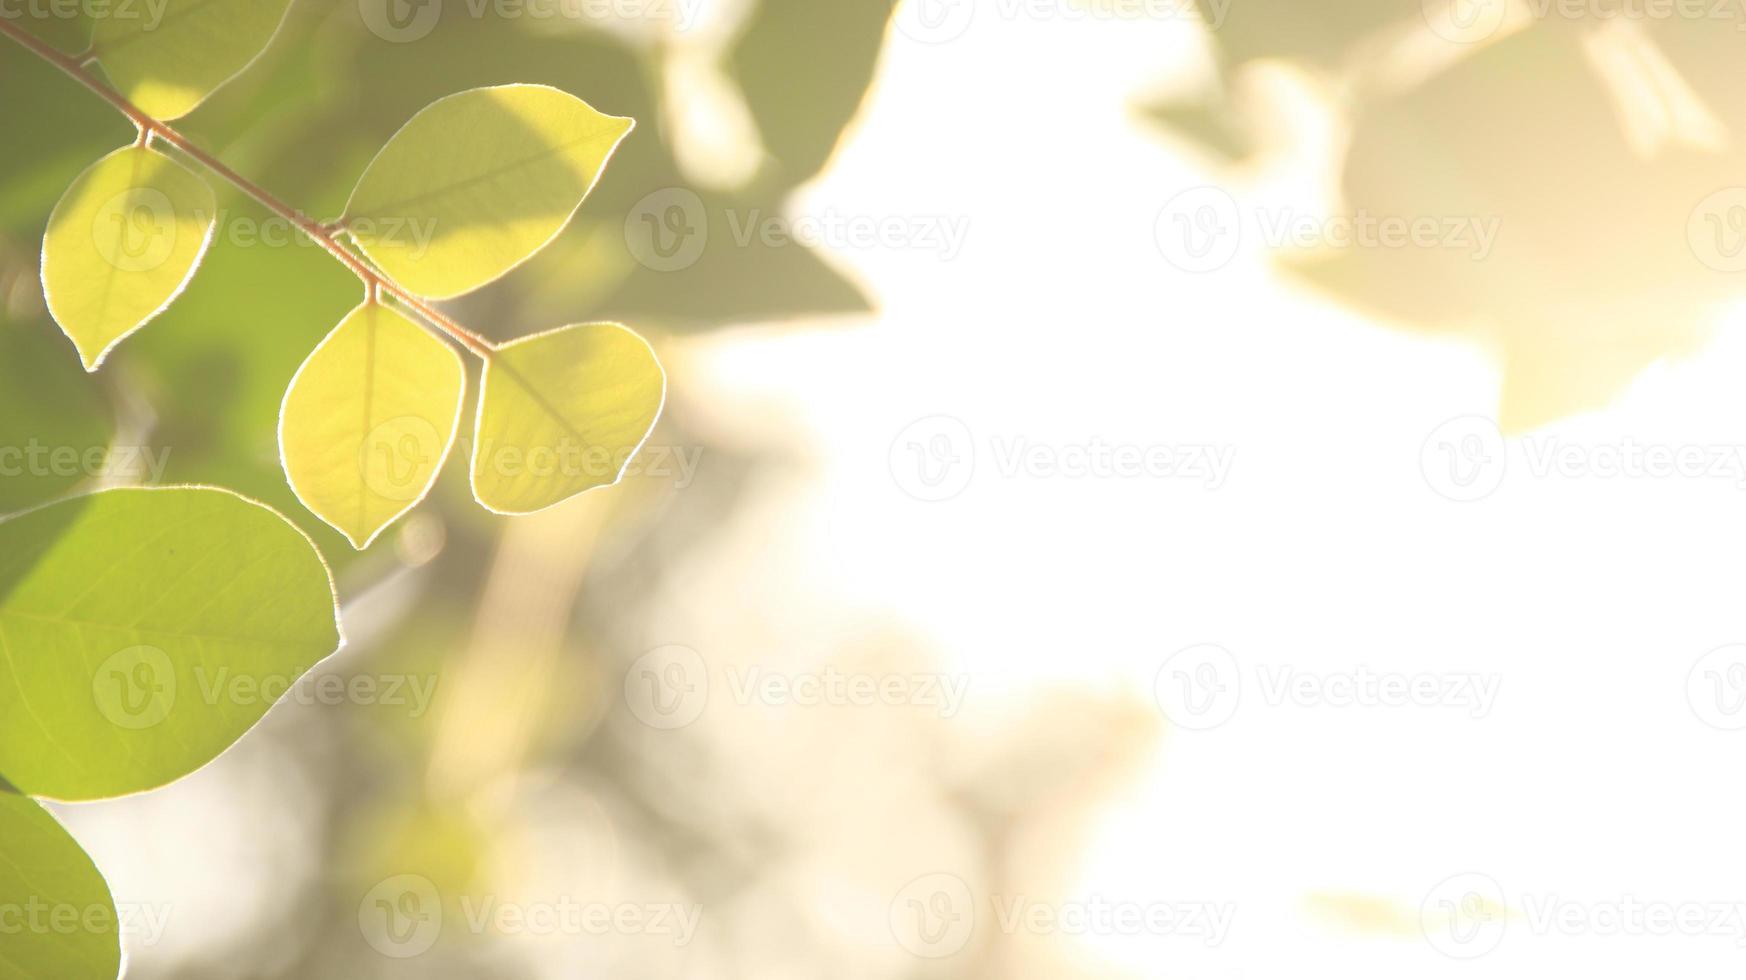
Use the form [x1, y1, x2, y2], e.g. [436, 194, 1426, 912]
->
[36, 10, 664, 544]
[0, 2, 671, 976]
[1, 0, 891, 574]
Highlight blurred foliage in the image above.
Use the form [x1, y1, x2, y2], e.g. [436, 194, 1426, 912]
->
[1, 2, 900, 976]
[0, 0, 892, 550]
[0, 308, 112, 514]
[1163, 5, 1746, 427]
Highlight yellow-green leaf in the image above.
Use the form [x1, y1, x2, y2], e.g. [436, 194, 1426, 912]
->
[41, 144, 215, 371]
[279, 302, 464, 549]
[0, 790, 119, 980]
[0, 487, 340, 801]
[343, 84, 634, 299]
[471, 323, 664, 515]
[91, 0, 294, 120]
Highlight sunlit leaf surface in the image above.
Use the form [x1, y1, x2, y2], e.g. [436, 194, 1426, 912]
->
[280, 302, 464, 549]
[41, 145, 214, 371]
[0, 789, 119, 980]
[0, 487, 340, 801]
[91, 0, 294, 120]
[471, 323, 664, 514]
[344, 84, 633, 300]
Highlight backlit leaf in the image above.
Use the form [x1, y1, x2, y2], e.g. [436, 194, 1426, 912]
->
[343, 84, 633, 299]
[0, 487, 340, 801]
[91, 0, 294, 120]
[0, 789, 119, 980]
[41, 144, 215, 371]
[279, 302, 464, 549]
[471, 323, 664, 515]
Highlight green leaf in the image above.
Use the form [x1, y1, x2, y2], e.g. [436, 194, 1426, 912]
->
[279, 302, 464, 549]
[91, 0, 294, 121]
[0, 487, 340, 801]
[343, 84, 633, 300]
[41, 144, 216, 371]
[0, 317, 114, 515]
[471, 323, 664, 514]
[0, 789, 119, 980]
[114, 190, 365, 565]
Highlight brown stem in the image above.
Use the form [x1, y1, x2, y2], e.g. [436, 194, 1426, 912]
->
[0, 19, 496, 359]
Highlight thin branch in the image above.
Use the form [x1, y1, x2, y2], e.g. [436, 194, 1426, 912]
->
[0, 19, 497, 360]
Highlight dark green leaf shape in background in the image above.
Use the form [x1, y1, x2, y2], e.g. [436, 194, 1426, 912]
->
[0, 317, 113, 516]
[0, 487, 341, 801]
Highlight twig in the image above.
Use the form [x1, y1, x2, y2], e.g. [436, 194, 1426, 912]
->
[0, 19, 497, 359]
